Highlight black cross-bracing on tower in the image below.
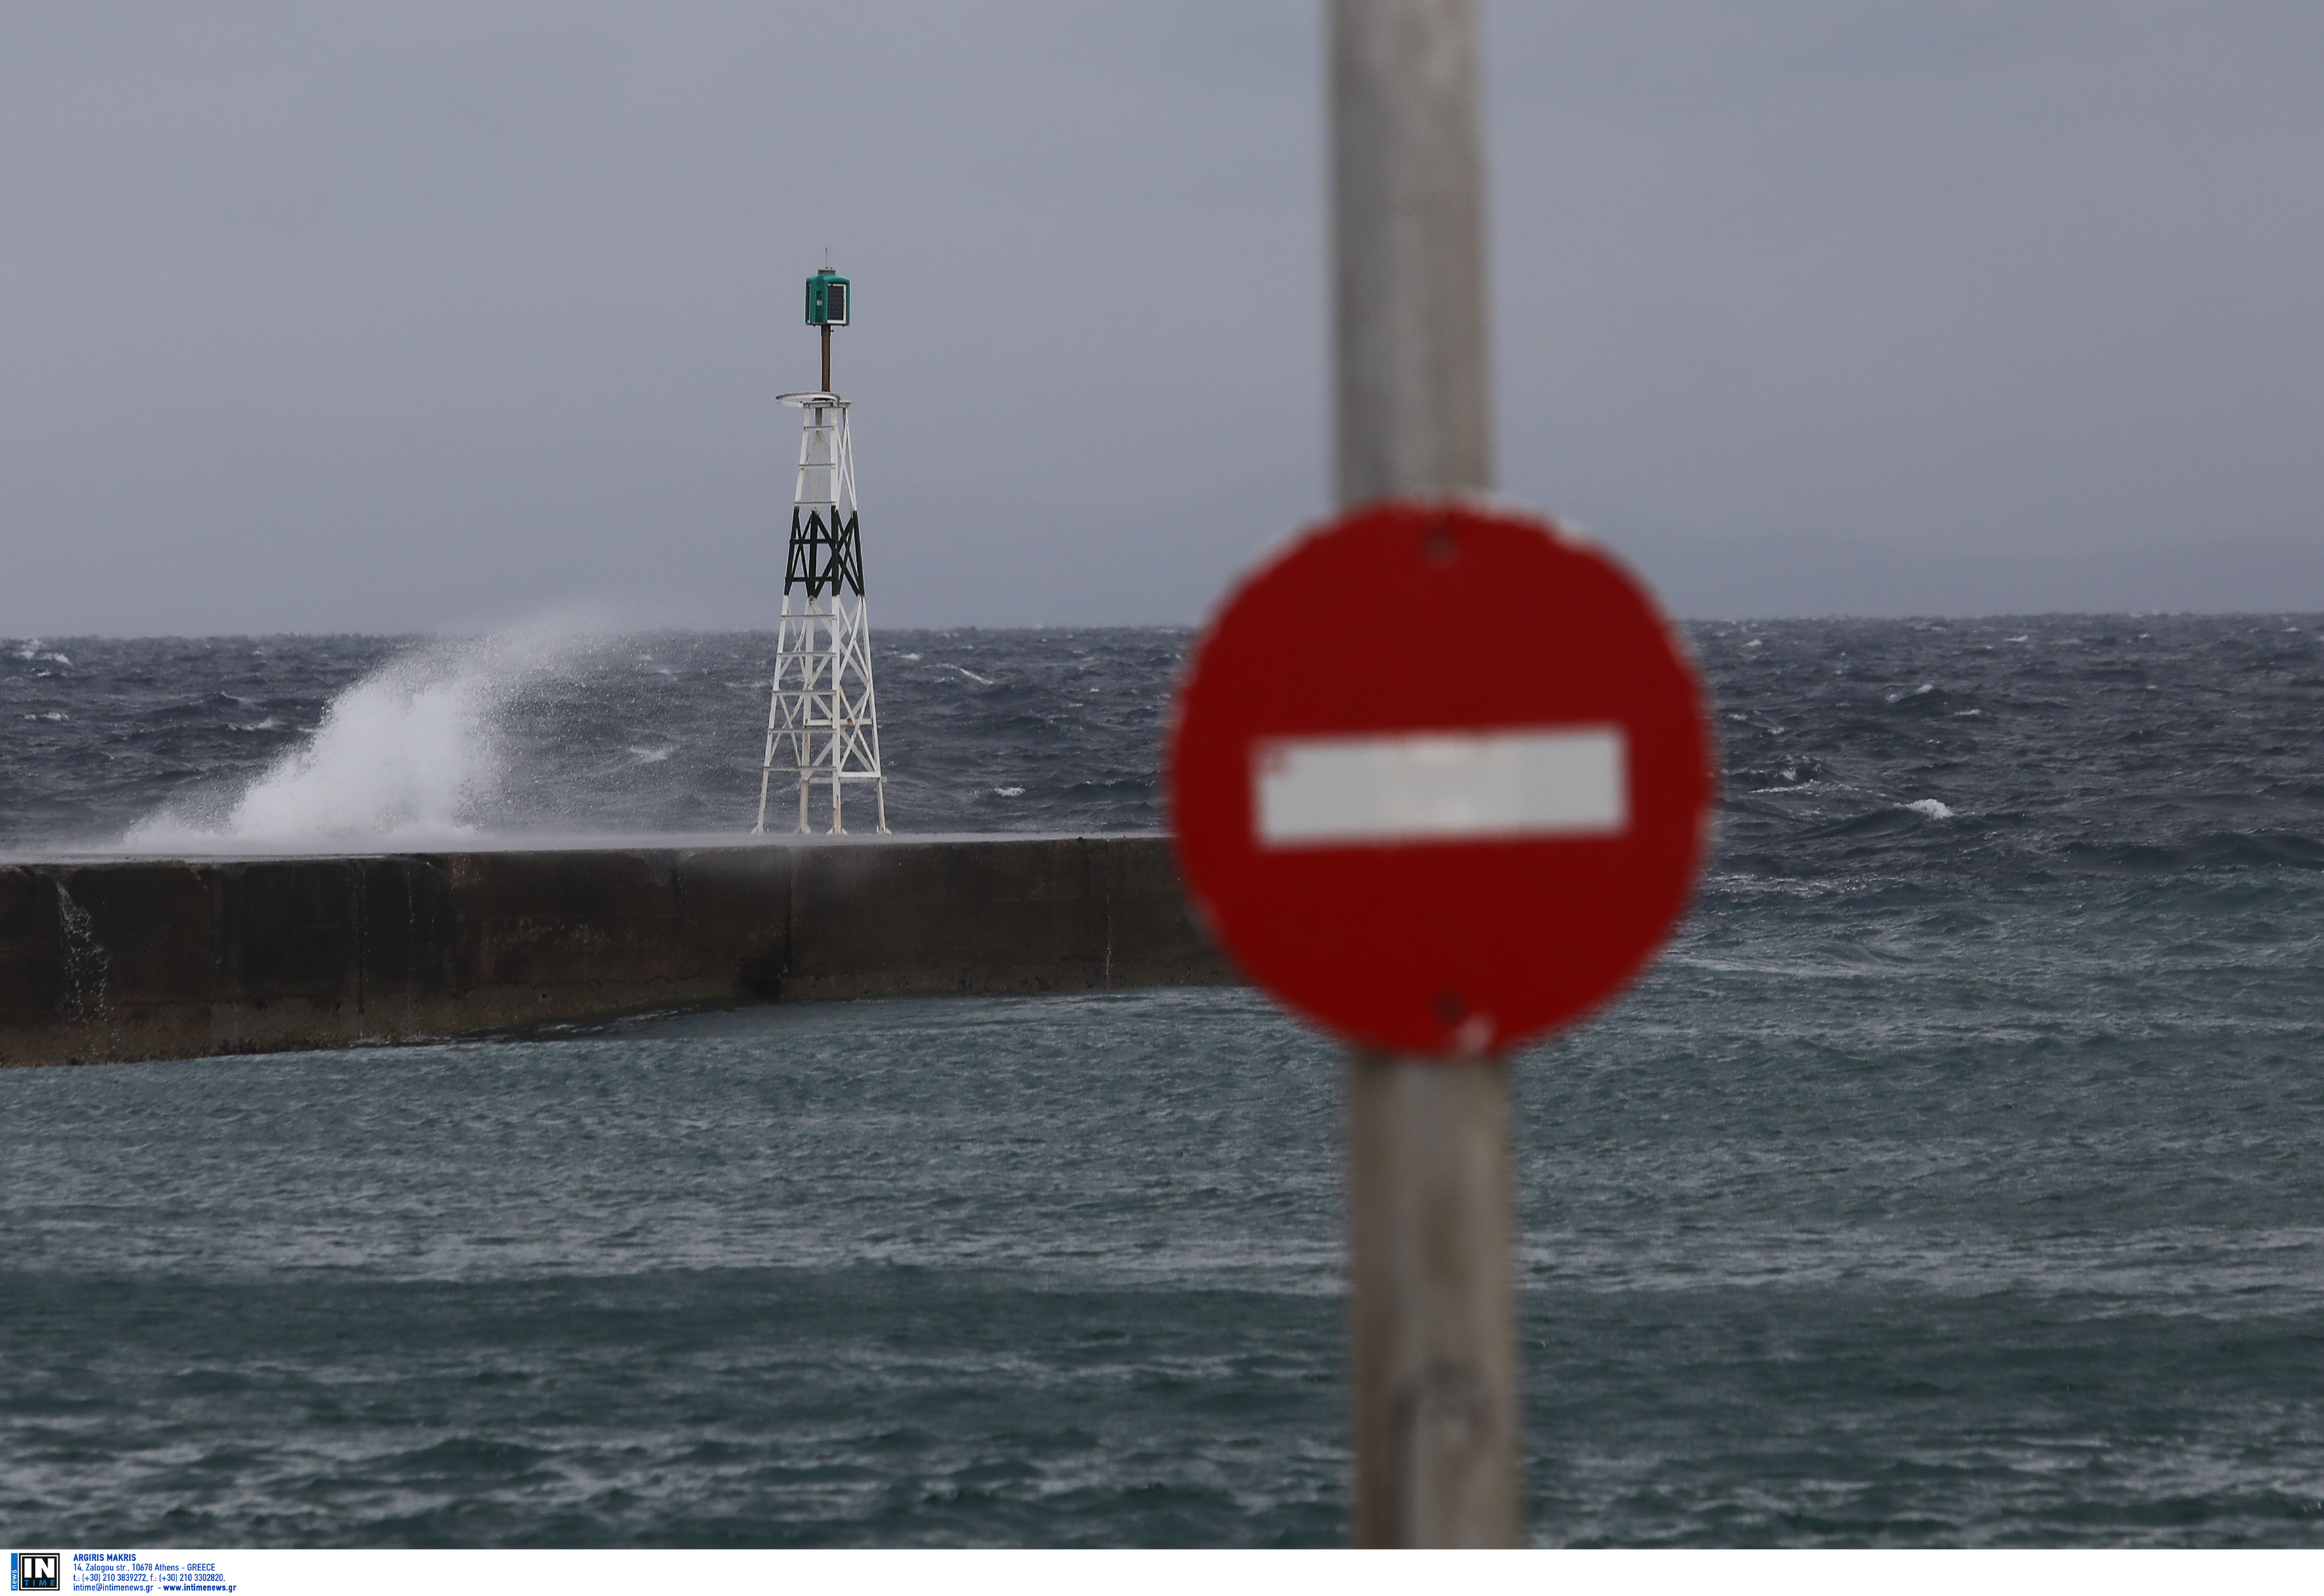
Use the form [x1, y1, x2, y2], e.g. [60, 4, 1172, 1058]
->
[783, 507, 865, 598]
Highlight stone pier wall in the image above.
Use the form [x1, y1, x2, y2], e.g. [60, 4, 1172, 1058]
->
[0, 835, 1236, 1068]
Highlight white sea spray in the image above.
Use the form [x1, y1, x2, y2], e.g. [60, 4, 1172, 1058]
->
[126, 620, 601, 849]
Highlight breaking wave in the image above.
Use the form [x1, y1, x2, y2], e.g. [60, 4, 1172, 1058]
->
[125, 624, 596, 849]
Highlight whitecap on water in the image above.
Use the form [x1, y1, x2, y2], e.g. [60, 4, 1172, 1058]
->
[1906, 798, 1955, 819]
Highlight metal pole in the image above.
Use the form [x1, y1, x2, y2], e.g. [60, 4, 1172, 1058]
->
[1348, 1048, 1519, 1545]
[1332, 0, 1492, 508]
[1330, 0, 1517, 1547]
[823, 323, 832, 394]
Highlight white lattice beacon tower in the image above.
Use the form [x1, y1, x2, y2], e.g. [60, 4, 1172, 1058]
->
[755, 266, 889, 835]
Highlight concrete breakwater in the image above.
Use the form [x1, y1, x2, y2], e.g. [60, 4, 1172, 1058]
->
[0, 834, 1236, 1068]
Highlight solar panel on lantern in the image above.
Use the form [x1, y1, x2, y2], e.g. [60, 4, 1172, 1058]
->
[805, 270, 849, 326]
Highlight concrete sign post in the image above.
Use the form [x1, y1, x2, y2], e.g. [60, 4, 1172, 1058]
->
[1164, 0, 1713, 1547]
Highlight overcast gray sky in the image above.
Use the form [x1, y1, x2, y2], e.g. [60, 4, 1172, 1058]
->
[5, 1, 2321, 634]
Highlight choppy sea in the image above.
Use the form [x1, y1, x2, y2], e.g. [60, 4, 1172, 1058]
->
[5, 614, 2324, 1545]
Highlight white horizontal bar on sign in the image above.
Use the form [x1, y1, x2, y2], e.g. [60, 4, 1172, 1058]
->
[1253, 725, 1629, 848]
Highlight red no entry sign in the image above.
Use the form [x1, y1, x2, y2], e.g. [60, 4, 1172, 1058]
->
[1168, 500, 1714, 1059]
